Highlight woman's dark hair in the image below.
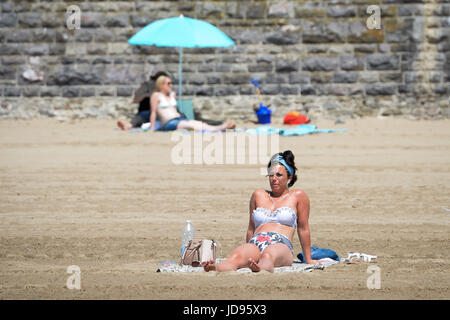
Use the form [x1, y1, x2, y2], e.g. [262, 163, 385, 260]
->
[267, 150, 298, 187]
[150, 71, 169, 81]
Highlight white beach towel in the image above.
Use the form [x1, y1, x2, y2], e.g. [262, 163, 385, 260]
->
[156, 258, 339, 273]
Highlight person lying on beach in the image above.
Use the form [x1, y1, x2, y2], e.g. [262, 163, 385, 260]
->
[148, 75, 235, 132]
[203, 150, 323, 273]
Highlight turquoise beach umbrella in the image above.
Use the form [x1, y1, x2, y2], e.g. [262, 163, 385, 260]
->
[128, 15, 235, 113]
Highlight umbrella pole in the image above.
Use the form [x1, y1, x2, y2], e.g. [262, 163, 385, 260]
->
[178, 46, 183, 114]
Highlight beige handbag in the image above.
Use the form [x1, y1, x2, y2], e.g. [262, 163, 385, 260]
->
[181, 239, 216, 267]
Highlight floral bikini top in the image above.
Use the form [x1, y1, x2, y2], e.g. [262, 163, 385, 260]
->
[252, 192, 297, 229]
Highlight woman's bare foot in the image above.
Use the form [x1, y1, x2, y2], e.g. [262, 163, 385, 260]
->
[202, 259, 217, 272]
[117, 120, 132, 131]
[216, 121, 236, 131]
[225, 121, 236, 130]
[248, 258, 261, 272]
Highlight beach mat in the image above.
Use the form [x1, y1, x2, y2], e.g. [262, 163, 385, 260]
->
[245, 124, 347, 136]
[156, 258, 339, 273]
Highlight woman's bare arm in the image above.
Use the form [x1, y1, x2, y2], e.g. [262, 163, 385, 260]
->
[246, 191, 257, 242]
[150, 93, 159, 132]
[296, 190, 321, 264]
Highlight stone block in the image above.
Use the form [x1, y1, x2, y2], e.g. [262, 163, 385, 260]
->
[398, 84, 412, 94]
[380, 72, 402, 82]
[47, 68, 102, 86]
[198, 64, 215, 73]
[262, 73, 289, 84]
[93, 29, 115, 43]
[302, 57, 339, 71]
[300, 85, 316, 95]
[198, 2, 224, 19]
[206, 75, 221, 85]
[280, 85, 299, 95]
[223, 73, 250, 85]
[367, 54, 399, 70]
[359, 72, 379, 83]
[248, 63, 273, 73]
[93, 57, 113, 65]
[334, 72, 358, 83]
[0, 13, 17, 27]
[240, 30, 264, 44]
[130, 15, 154, 27]
[6, 30, 33, 43]
[33, 29, 56, 42]
[0, 44, 22, 55]
[22, 86, 40, 97]
[240, 85, 254, 95]
[4, 87, 21, 97]
[275, 59, 299, 73]
[434, 85, 447, 95]
[1, 57, 26, 65]
[260, 84, 280, 95]
[24, 44, 49, 56]
[265, 30, 300, 45]
[87, 44, 108, 55]
[295, 5, 326, 18]
[348, 21, 384, 43]
[62, 86, 80, 97]
[103, 65, 143, 85]
[442, 17, 450, 28]
[430, 72, 442, 83]
[398, 5, 423, 16]
[405, 72, 423, 83]
[65, 43, 86, 56]
[117, 86, 133, 97]
[289, 73, 310, 84]
[97, 87, 115, 97]
[1, 2, 14, 12]
[41, 87, 60, 97]
[18, 13, 41, 27]
[268, 2, 295, 18]
[79, 13, 103, 28]
[327, 6, 357, 18]
[365, 85, 396, 95]
[74, 30, 94, 42]
[104, 14, 129, 28]
[340, 55, 364, 71]
[214, 85, 236, 96]
[41, 14, 63, 28]
[108, 43, 132, 55]
[311, 72, 333, 84]
[247, 4, 265, 19]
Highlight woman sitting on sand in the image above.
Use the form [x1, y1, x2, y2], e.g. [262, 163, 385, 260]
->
[118, 73, 235, 132]
[149, 75, 235, 132]
[203, 150, 322, 273]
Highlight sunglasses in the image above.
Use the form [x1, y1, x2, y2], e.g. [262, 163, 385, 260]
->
[265, 173, 284, 178]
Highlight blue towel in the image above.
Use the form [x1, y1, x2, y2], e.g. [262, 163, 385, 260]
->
[246, 124, 347, 136]
[297, 246, 340, 262]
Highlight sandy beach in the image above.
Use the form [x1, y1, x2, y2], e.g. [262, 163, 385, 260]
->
[0, 117, 449, 299]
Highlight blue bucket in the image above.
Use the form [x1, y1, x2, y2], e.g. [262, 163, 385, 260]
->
[255, 105, 272, 124]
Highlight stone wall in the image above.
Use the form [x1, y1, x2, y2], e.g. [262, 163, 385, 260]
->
[0, 0, 449, 121]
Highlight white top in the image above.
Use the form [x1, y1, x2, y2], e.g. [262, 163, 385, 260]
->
[158, 92, 177, 109]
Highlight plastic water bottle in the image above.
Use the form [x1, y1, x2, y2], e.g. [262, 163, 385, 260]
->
[181, 220, 195, 257]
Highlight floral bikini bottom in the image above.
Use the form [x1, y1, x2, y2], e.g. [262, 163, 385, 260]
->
[249, 232, 294, 254]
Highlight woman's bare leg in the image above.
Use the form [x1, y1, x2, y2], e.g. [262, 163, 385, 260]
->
[249, 244, 293, 273]
[202, 243, 260, 272]
[177, 120, 235, 132]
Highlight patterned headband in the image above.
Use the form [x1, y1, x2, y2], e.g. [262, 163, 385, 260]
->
[272, 155, 294, 176]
